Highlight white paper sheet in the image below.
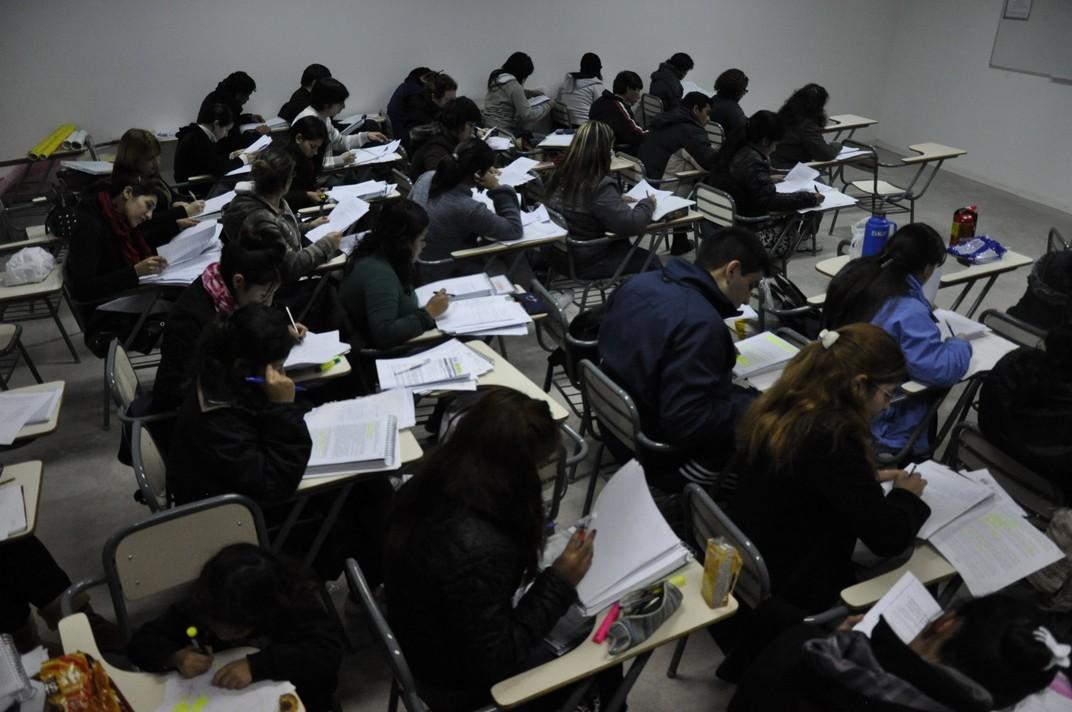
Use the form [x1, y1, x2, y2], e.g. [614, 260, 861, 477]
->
[679, 79, 714, 98]
[623, 179, 695, 221]
[724, 304, 759, 330]
[521, 205, 551, 226]
[0, 483, 27, 540]
[154, 648, 296, 712]
[836, 146, 872, 161]
[890, 461, 995, 540]
[201, 190, 237, 216]
[338, 113, 367, 137]
[240, 134, 272, 156]
[732, 332, 799, 378]
[0, 392, 57, 445]
[327, 180, 391, 202]
[225, 162, 252, 176]
[415, 274, 496, 304]
[934, 309, 990, 340]
[305, 196, 370, 240]
[26, 384, 62, 424]
[498, 157, 540, 187]
[351, 140, 402, 165]
[527, 94, 552, 107]
[141, 250, 220, 286]
[434, 295, 532, 334]
[60, 160, 113, 175]
[538, 131, 574, 148]
[853, 572, 941, 643]
[775, 163, 858, 213]
[486, 135, 513, 151]
[238, 117, 287, 133]
[306, 389, 416, 430]
[283, 330, 351, 370]
[156, 221, 222, 266]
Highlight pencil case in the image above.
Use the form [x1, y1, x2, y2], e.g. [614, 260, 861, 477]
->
[606, 581, 683, 654]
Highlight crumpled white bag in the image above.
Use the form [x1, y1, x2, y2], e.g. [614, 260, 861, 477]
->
[3, 246, 55, 286]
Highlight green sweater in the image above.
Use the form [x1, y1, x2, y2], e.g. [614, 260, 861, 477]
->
[340, 255, 436, 349]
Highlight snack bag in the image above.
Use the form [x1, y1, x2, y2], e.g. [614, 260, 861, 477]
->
[39, 653, 132, 712]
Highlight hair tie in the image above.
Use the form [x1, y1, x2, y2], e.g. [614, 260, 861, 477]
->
[1034, 627, 1071, 670]
[819, 329, 839, 349]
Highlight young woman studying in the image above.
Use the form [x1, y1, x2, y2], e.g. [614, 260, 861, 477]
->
[114, 128, 203, 241]
[824, 224, 971, 456]
[483, 52, 556, 135]
[556, 52, 603, 126]
[282, 116, 330, 211]
[340, 200, 448, 350]
[730, 323, 931, 613]
[407, 97, 483, 180]
[278, 63, 332, 124]
[544, 120, 660, 279]
[173, 103, 248, 186]
[709, 68, 749, 137]
[198, 71, 267, 153]
[292, 77, 388, 169]
[770, 83, 841, 168]
[397, 70, 458, 148]
[409, 138, 522, 281]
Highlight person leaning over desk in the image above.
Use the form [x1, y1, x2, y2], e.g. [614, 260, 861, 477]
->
[407, 97, 483, 181]
[173, 102, 248, 187]
[278, 62, 332, 124]
[587, 70, 647, 154]
[198, 71, 268, 154]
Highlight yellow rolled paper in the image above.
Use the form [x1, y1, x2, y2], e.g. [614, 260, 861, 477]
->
[28, 123, 76, 159]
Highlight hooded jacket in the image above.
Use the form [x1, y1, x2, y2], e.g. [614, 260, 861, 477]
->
[198, 84, 257, 154]
[220, 190, 336, 280]
[483, 73, 551, 132]
[649, 61, 685, 110]
[721, 143, 821, 217]
[771, 116, 841, 168]
[556, 74, 603, 126]
[173, 123, 244, 184]
[588, 90, 646, 152]
[278, 86, 313, 124]
[637, 106, 720, 180]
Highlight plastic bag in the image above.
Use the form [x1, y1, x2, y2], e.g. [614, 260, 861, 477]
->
[3, 246, 55, 286]
[849, 217, 869, 258]
[947, 235, 1007, 265]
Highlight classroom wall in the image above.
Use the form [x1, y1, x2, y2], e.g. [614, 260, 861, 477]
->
[0, 0, 899, 159]
[875, 0, 1072, 214]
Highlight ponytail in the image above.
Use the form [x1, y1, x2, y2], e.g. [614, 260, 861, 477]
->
[429, 138, 494, 197]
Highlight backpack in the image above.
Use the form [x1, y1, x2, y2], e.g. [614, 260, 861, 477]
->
[758, 273, 822, 340]
[1027, 508, 1072, 611]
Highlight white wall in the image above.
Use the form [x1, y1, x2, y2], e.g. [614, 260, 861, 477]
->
[875, 0, 1072, 213]
[0, 0, 899, 158]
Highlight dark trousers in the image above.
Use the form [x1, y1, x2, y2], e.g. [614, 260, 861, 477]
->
[0, 535, 72, 631]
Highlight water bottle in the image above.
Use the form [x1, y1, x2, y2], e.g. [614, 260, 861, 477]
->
[861, 213, 896, 257]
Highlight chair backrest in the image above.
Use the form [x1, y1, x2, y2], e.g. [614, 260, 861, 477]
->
[551, 102, 572, 129]
[948, 423, 1064, 519]
[530, 279, 568, 350]
[639, 93, 664, 128]
[344, 559, 428, 712]
[705, 121, 725, 151]
[682, 484, 771, 609]
[102, 494, 268, 636]
[580, 359, 641, 452]
[391, 168, 414, 197]
[105, 339, 140, 410]
[131, 420, 169, 512]
[693, 184, 737, 229]
[980, 309, 1046, 350]
[1048, 227, 1070, 253]
[613, 151, 645, 189]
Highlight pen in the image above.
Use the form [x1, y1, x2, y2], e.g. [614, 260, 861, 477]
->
[244, 376, 306, 391]
[945, 322, 956, 339]
[393, 359, 430, 375]
[188, 190, 197, 203]
[186, 626, 205, 653]
[593, 602, 621, 644]
[285, 306, 298, 333]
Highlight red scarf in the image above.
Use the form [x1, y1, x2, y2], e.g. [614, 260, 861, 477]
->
[97, 191, 154, 266]
[201, 261, 237, 315]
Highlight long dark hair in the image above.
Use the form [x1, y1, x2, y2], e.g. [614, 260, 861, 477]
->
[287, 116, 329, 170]
[222, 214, 287, 291]
[824, 223, 947, 327]
[489, 52, 534, 87]
[429, 138, 494, 197]
[717, 109, 785, 171]
[193, 303, 294, 407]
[385, 387, 558, 579]
[571, 52, 602, 80]
[778, 83, 830, 127]
[346, 199, 429, 289]
[543, 120, 613, 206]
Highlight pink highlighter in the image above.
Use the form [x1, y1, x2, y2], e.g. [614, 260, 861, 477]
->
[592, 602, 621, 644]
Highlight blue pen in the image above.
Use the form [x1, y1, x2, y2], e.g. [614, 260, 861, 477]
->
[245, 376, 306, 391]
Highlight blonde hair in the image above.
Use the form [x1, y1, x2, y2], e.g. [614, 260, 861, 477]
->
[543, 120, 614, 205]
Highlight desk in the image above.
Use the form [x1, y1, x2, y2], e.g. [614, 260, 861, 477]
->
[0, 267, 79, 361]
[840, 543, 956, 610]
[59, 613, 307, 712]
[901, 331, 1018, 395]
[290, 355, 352, 384]
[491, 561, 737, 710]
[823, 114, 878, 141]
[534, 155, 636, 174]
[0, 460, 42, 541]
[451, 228, 567, 260]
[0, 233, 64, 254]
[466, 341, 569, 422]
[9, 380, 65, 443]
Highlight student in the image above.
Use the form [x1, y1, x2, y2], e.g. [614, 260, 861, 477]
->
[979, 322, 1072, 499]
[173, 103, 248, 186]
[166, 304, 391, 582]
[398, 71, 458, 148]
[649, 52, 694, 110]
[221, 148, 341, 280]
[731, 324, 930, 612]
[384, 387, 597, 712]
[340, 200, 448, 349]
[277, 63, 332, 124]
[114, 128, 202, 241]
[588, 70, 647, 153]
[824, 224, 971, 456]
[409, 138, 522, 281]
[637, 91, 720, 181]
[597, 227, 770, 491]
[407, 97, 482, 180]
[127, 544, 344, 712]
[66, 170, 169, 356]
[282, 116, 330, 210]
[293, 77, 389, 168]
[544, 120, 659, 279]
[386, 67, 432, 142]
[556, 52, 603, 126]
[483, 52, 555, 134]
[152, 222, 288, 413]
[198, 71, 266, 153]
[709, 68, 749, 137]
[770, 83, 841, 168]
[1007, 250, 1072, 331]
[730, 594, 1064, 712]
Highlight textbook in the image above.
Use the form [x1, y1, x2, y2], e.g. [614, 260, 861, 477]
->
[303, 412, 400, 478]
[731, 332, 799, 379]
[414, 273, 514, 304]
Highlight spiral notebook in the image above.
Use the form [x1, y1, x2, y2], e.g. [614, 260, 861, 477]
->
[303, 413, 400, 478]
[0, 634, 32, 708]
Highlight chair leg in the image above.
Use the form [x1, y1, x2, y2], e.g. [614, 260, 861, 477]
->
[543, 361, 554, 392]
[666, 636, 688, 678]
[52, 295, 80, 363]
[17, 343, 43, 383]
[582, 442, 604, 515]
[102, 373, 111, 430]
[387, 678, 400, 712]
[827, 208, 840, 235]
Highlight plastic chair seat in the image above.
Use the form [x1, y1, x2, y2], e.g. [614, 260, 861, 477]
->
[851, 179, 905, 196]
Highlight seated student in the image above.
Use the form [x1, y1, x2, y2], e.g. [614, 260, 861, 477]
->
[544, 120, 659, 279]
[979, 322, 1072, 499]
[598, 227, 769, 491]
[66, 170, 170, 355]
[152, 222, 288, 414]
[221, 148, 341, 280]
[731, 324, 930, 612]
[483, 52, 556, 135]
[384, 387, 597, 712]
[588, 70, 647, 154]
[278, 63, 332, 124]
[1007, 250, 1072, 331]
[293, 77, 389, 169]
[173, 103, 248, 186]
[649, 52, 694, 110]
[114, 128, 202, 241]
[637, 91, 720, 181]
[824, 224, 971, 456]
[397, 71, 458, 148]
[730, 594, 1063, 712]
[386, 67, 432, 142]
[407, 97, 482, 180]
[282, 116, 329, 211]
[340, 200, 448, 349]
[709, 68, 749, 137]
[198, 71, 267, 153]
[127, 544, 344, 712]
[409, 138, 522, 281]
[166, 304, 391, 581]
[770, 83, 841, 168]
[556, 52, 603, 126]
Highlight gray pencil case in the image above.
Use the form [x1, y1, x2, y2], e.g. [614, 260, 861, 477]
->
[606, 581, 683, 655]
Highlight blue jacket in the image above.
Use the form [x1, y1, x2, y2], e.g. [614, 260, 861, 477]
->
[870, 276, 972, 452]
[598, 258, 755, 474]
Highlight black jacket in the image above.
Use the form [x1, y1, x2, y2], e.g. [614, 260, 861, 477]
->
[384, 510, 576, 712]
[649, 61, 684, 110]
[709, 95, 746, 137]
[771, 117, 841, 168]
[398, 92, 440, 149]
[720, 143, 820, 217]
[588, 91, 646, 152]
[407, 130, 457, 181]
[1007, 251, 1072, 331]
[173, 123, 243, 185]
[199, 85, 258, 154]
[637, 106, 719, 180]
[731, 421, 930, 612]
[278, 87, 312, 124]
[151, 277, 217, 413]
[283, 141, 322, 211]
[127, 598, 343, 712]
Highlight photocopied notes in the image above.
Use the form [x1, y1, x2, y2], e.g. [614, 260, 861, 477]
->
[853, 572, 941, 643]
[0, 387, 62, 445]
[732, 332, 799, 379]
[305, 195, 371, 241]
[375, 339, 493, 394]
[304, 413, 399, 477]
[623, 179, 695, 221]
[154, 648, 296, 712]
[881, 461, 994, 541]
[414, 273, 512, 305]
[497, 156, 540, 188]
[283, 330, 351, 370]
[156, 221, 221, 267]
[200, 190, 237, 216]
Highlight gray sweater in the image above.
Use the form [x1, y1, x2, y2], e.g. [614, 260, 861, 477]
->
[409, 171, 523, 262]
[220, 191, 336, 279]
[549, 175, 655, 270]
[483, 73, 551, 132]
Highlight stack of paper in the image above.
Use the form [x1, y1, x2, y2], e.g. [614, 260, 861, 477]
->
[306, 195, 371, 240]
[435, 294, 533, 337]
[0, 482, 27, 541]
[225, 163, 252, 176]
[624, 180, 695, 221]
[881, 461, 994, 540]
[239, 117, 287, 133]
[338, 113, 368, 137]
[200, 190, 237, 216]
[497, 157, 540, 187]
[521, 205, 550, 226]
[241, 134, 272, 156]
[60, 160, 113, 175]
[303, 411, 400, 478]
[575, 460, 692, 616]
[156, 649, 297, 712]
[732, 332, 800, 379]
[538, 130, 574, 148]
[836, 145, 872, 161]
[485, 135, 513, 151]
[283, 330, 351, 370]
[853, 572, 941, 643]
[775, 163, 858, 213]
[375, 339, 493, 394]
[352, 140, 402, 165]
[0, 386, 62, 445]
[155, 221, 222, 268]
[415, 273, 513, 304]
[679, 79, 714, 98]
[327, 180, 393, 202]
[934, 309, 990, 340]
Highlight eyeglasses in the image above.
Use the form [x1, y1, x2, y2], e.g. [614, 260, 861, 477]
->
[874, 384, 900, 402]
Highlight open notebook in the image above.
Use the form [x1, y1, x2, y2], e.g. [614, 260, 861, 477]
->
[303, 410, 400, 479]
[732, 332, 799, 379]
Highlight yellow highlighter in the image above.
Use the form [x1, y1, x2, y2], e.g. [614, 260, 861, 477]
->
[318, 357, 341, 372]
